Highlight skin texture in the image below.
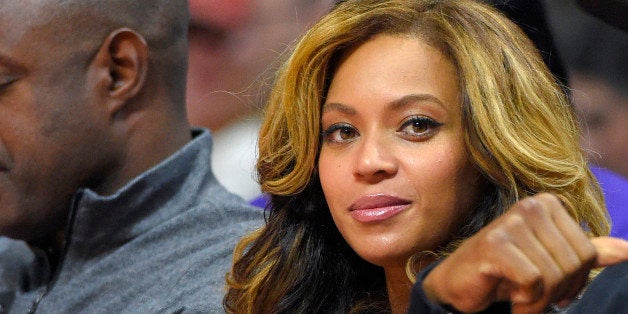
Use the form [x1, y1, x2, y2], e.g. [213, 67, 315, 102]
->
[0, 1, 191, 243]
[319, 34, 482, 312]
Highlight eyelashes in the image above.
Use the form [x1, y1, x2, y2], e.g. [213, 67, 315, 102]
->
[397, 116, 443, 139]
[321, 115, 443, 144]
[321, 123, 358, 143]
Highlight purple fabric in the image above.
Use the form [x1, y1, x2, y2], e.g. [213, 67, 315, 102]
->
[249, 194, 270, 209]
[249, 166, 628, 239]
[592, 166, 628, 239]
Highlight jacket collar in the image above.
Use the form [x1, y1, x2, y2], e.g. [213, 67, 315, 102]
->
[67, 128, 215, 247]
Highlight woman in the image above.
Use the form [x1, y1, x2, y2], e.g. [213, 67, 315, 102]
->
[225, 0, 624, 312]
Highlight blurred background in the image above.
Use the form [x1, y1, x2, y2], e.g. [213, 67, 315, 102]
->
[545, 0, 627, 179]
[187, 0, 334, 201]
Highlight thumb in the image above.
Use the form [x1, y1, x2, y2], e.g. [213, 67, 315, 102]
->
[591, 236, 628, 267]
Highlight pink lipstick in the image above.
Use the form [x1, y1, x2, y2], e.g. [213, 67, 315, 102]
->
[349, 194, 410, 223]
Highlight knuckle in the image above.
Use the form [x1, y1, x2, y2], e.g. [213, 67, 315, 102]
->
[536, 193, 563, 210]
[484, 229, 510, 246]
[516, 193, 565, 218]
[503, 213, 527, 230]
[514, 197, 543, 216]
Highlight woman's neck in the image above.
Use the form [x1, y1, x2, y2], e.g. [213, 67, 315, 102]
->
[385, 266, 413, 314]
[384, 254, 438, 313]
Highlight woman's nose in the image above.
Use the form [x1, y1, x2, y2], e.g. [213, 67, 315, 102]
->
[353, 134, 398, 183]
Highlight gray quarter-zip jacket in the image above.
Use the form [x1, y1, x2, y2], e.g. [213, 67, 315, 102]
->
[0, 129, 263, 313]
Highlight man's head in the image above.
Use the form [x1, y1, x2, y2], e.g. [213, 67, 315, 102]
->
[0, 0, 190, 241]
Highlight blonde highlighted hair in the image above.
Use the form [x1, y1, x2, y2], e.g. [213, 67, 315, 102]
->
[226, 0, 609, 312]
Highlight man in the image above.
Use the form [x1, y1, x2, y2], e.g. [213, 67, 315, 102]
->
[0, 0, 261, 312]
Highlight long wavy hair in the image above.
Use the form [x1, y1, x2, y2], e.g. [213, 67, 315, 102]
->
[225, 0, 609, 312]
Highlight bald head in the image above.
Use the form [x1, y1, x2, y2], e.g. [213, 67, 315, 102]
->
[57, 1, 187, 47]
[26, 0, 190, 108]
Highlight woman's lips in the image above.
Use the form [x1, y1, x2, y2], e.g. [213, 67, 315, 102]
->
[349, 194, 411, 223]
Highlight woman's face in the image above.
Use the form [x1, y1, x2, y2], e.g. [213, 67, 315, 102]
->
[319, 34, 482, 268]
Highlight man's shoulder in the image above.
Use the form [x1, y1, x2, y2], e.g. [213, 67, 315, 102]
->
[128, 199, 263, 312]
[190, 173, 265, 227]
[33, 199, 263, 312]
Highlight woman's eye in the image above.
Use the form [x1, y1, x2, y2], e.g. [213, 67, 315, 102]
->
[322, 123, 359, 143]
[398, 116, 442, 139]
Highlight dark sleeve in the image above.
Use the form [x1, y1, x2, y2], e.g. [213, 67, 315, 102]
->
[408, 260, 450, 314]
[408, 259, 511, 314]
[567, 261, 628, 313]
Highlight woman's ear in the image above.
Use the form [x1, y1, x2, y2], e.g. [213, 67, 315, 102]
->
[91, 28, 148, 115]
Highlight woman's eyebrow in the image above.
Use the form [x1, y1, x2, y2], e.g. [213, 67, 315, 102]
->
[322, 94, 446, 115]
[322, 102, 357, 115]
[389, 93, 445, 111]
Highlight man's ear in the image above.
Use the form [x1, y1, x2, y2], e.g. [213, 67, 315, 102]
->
[92, 28, 148, 115]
